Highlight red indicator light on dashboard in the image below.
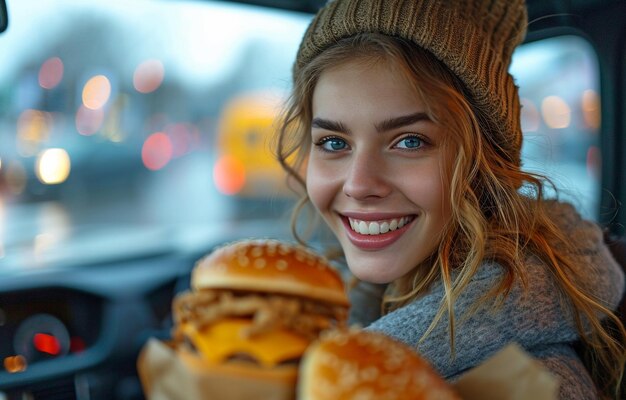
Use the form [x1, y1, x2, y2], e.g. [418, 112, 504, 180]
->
[33, 333, 61, 355]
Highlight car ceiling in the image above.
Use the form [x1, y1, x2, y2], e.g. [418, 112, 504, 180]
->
[214, 0, 621, 16]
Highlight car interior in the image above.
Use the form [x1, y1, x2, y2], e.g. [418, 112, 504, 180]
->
[0, 0, 625, 399]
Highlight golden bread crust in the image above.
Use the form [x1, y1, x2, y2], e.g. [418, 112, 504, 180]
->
[192, 239, 349, 306]
[298, 329, 461, 400]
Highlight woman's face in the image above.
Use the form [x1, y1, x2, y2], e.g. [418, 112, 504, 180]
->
[306, 59, 454, 284]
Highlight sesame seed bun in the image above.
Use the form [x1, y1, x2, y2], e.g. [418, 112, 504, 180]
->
[298, 329, 461, 400]
[191, 239, 349, 307]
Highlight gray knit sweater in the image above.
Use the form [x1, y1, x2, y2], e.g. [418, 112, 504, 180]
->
[348, 202, 624, 399]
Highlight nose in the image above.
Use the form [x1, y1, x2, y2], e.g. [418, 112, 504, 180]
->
[342, 150, 392, 200]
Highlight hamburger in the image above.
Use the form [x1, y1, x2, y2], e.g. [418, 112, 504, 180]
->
[298, 329, 461, 400]
[170, 239, 350, 399]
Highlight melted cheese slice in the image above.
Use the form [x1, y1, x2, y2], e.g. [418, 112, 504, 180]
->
[182, 318, 310, 368]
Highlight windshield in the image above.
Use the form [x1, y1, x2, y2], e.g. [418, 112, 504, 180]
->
[0, 0, 602, 269]
[0, 0, 312, 268]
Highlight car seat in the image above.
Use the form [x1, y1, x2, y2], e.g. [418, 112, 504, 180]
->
[605, 231, 626, 320]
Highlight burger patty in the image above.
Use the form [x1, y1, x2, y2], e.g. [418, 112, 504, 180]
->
[173, 289, 348, 340]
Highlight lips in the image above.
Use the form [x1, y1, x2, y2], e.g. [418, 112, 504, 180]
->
[340, 214, 416, 250]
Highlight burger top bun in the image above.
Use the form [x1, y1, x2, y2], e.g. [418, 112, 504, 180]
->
[192, 239, 349, 307]
[298, 329, 461, 400]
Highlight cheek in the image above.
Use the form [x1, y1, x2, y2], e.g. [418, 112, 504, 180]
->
[305, 158, 337, 212]
[402, 165, 450, 217]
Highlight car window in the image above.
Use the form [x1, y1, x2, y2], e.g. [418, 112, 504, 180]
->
[0, 2, 603, 268]
[0, 0, 312, 267]
[511, 35, 601, 221]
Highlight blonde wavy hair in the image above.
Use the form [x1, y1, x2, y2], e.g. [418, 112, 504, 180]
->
[274, 33, 625, 398]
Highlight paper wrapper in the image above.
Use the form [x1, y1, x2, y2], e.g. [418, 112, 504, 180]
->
[138, 340, 558, 400]
[137, 339, 297, 400]
[452, 343, 560, 400]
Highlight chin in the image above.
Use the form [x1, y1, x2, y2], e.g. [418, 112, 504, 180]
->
[345, 254, 404, 284]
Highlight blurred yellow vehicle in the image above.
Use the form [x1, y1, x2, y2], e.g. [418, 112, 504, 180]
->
[214, 91, 291, 198]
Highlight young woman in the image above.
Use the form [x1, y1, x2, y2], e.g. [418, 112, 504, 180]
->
[275, 0, 626, 398]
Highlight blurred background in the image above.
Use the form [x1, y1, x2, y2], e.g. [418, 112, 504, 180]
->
[0, 0, 313, 271]
[0, 0, 603, 272]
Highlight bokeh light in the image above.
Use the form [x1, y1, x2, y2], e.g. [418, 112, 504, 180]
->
[213, 155, 246, 195]
[17, 109, 53, 157]
[586, 146, 601, 179]
[34, 333, 61, 355]
[133, 59, 165, 94]
[82, 75, 111, 110]
[4, 355, 27, 373]
[38, 57, 64, 89]
[142, 132, 173, 171]
[541, 95, 571, 129]
[75, 105, 104, 136]
[35, 148, 71, 185]
[582, 89, 601, 130]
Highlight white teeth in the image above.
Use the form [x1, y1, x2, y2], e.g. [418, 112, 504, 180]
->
[348, 217, 413, 235]
[380, 222, 390, 233]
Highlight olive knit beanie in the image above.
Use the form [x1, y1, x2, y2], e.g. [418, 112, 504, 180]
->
[295, 0, 528, 166]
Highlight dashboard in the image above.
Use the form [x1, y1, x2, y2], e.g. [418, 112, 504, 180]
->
[0, 249, 196, 400]
[1, 288, 102, 372]
[0, 219, 295, 400]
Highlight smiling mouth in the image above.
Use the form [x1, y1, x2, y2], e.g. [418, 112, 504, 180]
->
[347, 216, 416, 235]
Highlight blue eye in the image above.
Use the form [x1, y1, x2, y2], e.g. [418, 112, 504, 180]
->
[395, 136, 423, 149]
[317, 136, 348, 152]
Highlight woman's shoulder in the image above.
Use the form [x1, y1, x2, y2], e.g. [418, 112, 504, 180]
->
[543, 200, 602, 249]
[536, 200, 625, 310]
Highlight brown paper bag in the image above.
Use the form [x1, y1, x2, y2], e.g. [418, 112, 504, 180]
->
[137, 338, 297, 400]
[452, 343, 559, 400]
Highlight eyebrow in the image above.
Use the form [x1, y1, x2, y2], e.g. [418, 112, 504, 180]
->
[311, 112, 431, 135]
[375, 112, 431, 132]
[311, 118, 350, 134]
